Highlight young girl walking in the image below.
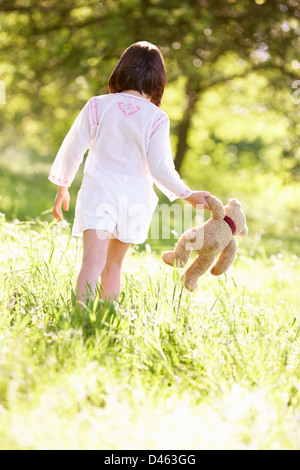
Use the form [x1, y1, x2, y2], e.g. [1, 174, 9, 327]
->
[49, 41, 210, 306]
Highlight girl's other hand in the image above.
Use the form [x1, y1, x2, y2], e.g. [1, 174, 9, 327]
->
[183, 191, 211, 210]
[52, 186, 70, 220]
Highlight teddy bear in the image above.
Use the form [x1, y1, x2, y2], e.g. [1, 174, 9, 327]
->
[161, 195, 248, 292]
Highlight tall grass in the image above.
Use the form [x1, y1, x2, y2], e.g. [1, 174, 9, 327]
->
[0, 219, 300, 449]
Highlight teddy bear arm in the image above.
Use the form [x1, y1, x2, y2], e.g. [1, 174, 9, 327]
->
[210, 238, 237, 276]
[206, 195, 225, 220]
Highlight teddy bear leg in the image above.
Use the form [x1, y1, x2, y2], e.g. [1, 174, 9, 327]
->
[181, 253, 215, 292]
[161, 234, 191, 268]
[210, 238, 237, 276]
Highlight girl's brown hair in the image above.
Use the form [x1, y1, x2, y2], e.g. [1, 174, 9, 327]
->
[108, 41, 167, 107]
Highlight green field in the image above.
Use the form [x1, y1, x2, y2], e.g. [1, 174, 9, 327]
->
[0, 218, 299, 450]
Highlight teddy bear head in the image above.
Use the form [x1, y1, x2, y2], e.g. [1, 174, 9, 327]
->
[224, 198, 248, 236]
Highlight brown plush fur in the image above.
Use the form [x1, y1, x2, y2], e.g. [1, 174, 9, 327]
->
[161, 195, 248, 292]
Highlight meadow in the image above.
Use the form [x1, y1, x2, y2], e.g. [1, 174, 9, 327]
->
[0, 214, 299, 450]
[1, 0, 300, 449]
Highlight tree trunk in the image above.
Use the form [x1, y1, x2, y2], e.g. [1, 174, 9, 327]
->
[174, 85, 200, 173]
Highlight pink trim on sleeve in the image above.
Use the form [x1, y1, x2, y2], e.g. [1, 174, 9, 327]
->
[168, 189, 193, 202]
[180, 189, 193, 198]
[150, 115, 168, 137]
[48, 173, 70, 187]
[89, 97, 99, 126]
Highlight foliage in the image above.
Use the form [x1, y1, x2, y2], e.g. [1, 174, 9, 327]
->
[0, 0, 299, 172]
[1, 1, 300, 245]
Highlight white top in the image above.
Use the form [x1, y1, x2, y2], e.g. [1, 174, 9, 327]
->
[48, 92, 193, 242]
[48, 92, 192, 201]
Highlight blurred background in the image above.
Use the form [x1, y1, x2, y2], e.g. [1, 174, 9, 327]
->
[0, 0, 300, 254]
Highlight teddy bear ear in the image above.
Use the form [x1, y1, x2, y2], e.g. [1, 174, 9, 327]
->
[229, 198, 241, 207]
[239, 225, 248, 236]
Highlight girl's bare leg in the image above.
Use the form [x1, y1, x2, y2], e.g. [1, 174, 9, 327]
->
[100, 236, 131, 301]
[76, 229, 111, 306]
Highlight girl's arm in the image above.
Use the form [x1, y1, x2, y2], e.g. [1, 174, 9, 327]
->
[49, 100, 92, 188]
[147, 115, 210, 209]
[49, 99, 96, 219]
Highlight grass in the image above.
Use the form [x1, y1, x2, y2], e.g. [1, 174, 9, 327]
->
[0, 217, 300, 449]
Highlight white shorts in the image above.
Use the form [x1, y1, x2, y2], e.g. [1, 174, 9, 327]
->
[72, 174, 158, 244]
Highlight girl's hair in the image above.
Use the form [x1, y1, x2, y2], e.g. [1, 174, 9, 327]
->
[108, 41, 167, 107]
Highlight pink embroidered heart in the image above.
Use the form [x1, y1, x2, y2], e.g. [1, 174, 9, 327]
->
[118, 102, 141, 117]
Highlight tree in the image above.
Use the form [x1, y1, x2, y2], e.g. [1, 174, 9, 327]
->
[0, 0, 299, 172]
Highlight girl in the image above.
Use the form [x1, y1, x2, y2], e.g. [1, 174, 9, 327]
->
[49, 41, 210, 306]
